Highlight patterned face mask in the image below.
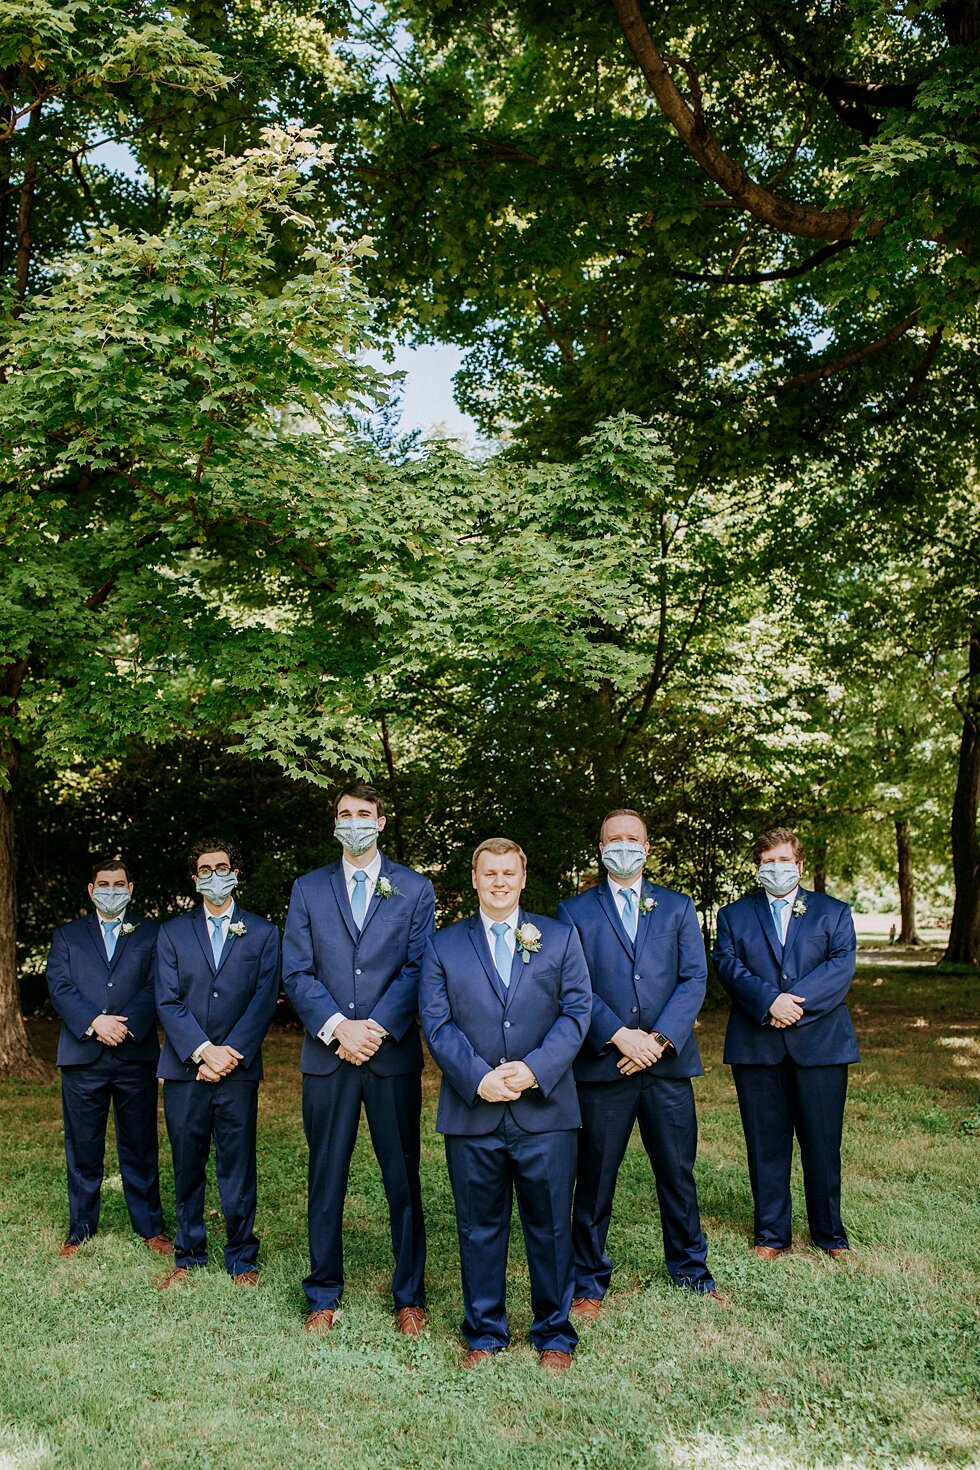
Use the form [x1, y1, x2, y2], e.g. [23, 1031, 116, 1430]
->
[334, 819, 380, 857]
[756, 862, 800, 898]
[91, 886, 130, 918]
[195, 871, 239, 903]
[600, 840, 647, 880]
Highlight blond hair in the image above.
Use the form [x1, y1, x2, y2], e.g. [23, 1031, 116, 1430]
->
[472, 837, 528, 871]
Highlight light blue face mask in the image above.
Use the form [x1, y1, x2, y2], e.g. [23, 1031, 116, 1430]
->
[91, 886, 131, 918]
[757, 862, 800, 898]
[334, 819, 380, 857]
[601, 840, 647, 881]
[196, 870, 239, 903]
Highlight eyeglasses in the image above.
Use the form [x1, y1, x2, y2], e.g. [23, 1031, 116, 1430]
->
[196, 863, 232, 877]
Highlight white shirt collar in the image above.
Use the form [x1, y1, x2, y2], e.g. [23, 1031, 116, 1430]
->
[480, 905, 520, 938]
[608, 875, 643, 902]
[770, 887, 799, 908]
[343, 852, 382, 888]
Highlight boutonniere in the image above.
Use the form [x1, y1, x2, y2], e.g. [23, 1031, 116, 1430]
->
[375, 876, 401, 900]
[639, 896, 658, 916]
[792, 899, 807, 918]
[515, 922, 542, 963]
[228, 921, 247, 937]
[119, 922, 138, 936]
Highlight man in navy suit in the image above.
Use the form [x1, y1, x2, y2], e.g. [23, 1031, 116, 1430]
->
[282, 784, 435, 1335]
[713, 827, 858, 1260]
[46, 858, 171, 1257]
[558, 808, 725, 1319]
[155, 839, 279, 1287]
[421, 837, 591, 1373]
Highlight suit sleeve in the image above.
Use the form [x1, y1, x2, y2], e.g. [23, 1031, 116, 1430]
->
[713, 907, 781, 1025]
[420, 939, 494, 1106]
[650, 898, 708, 1049]
[281, 880, 343, 1038]
[370, 879, 436, 1040]
[46, 929, 99, 1038]
[155, 927, 210, 1063]
[556, 900, 624, 1053]
[521, 926, 592, 1098]
[792, 905, 856, 1024]
[223, 925, 280, 1065]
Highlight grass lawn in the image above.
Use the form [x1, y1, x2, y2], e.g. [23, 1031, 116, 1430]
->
[1, 953, 978, 1470]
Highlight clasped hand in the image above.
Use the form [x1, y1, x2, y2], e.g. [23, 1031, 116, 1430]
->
[91, 1014, 129, 1047]
[335, 1019, 386, 1066]
[195, 1042, 243, 1082]
[769, 992, 805, 1028]
[612, 1026, 664, 1076]
[478, 1061, 537, 1102]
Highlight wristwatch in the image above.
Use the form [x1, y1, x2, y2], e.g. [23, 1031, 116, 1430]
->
[651, 1032, 673, 1052]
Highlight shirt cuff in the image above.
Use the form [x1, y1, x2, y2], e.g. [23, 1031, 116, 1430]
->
[191, 1042, 210, 1065]
[317, 1013, 344, 1046]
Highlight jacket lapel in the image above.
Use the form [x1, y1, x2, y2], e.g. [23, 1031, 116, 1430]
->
[780, 889, 809, 966]
[468, 914, 507, 1006]
[194, 905, 217, 974]
[86, 913, 110, 969]
[632, 881, 657, 966]
[214, 904, 241, 974]
[356, 852, 390, 940]
[503, 909, 530, 1009]
[107, 919, 134, 972]
[329, 862, 359, 944]
[597, 881, 635, 960]
[754, 891, 784, 965]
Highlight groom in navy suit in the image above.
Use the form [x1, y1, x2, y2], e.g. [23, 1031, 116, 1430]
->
[421, 837, 591, 1373]
[155, 839, 279, 1286]
[558, 808, 725, 1317]
[46, 858, 170, 1257]
[282, 784, 435, 1335]
[713, 828, 858, 1259]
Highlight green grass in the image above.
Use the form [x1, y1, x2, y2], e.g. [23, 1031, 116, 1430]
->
[1, 955, 979, 1470]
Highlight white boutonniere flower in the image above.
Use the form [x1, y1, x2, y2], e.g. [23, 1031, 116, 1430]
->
[375, 876, 401, 900]
[515, 922, 542, 963]
[229, 921, 247, 937]
[639, 896, 658, 915]
[119, 922, 137, 936]
[792, 899, 807, 918]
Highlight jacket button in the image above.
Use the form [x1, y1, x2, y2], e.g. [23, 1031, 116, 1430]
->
[500, 1057, 506, 1065]
[781, 974, 788, 982]
[348, 1003, 355, 1011]
[355, 968, 362, 976]
[504, 1021, 511, 1029]
[107, 982, 113, 988]
[631, 1006, 638, 1014]
[102, 1009, 107, 1014]
[634, 974, 641, 981]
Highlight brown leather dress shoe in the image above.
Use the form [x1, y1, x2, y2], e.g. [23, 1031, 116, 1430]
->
[305, 1308, 341, 1334]
[233, 1270, 259, 1287]
[144, 1235, 174, 1256]
[461, 1349, 497, 1369]
[570, 1297, 601, 1322]
[751, 1245, 791, 1261]
[58, 1242, 81, 1258]
[826, 1247, 855, 1260]
[705, 1289, 733, 1308]
[156, 1266, 191, 1290]
[397, 1306, 428, 1335]
[538, 1349, 572, 1373]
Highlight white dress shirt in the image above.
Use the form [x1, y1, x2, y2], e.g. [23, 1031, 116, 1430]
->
[607, 875, 643, 932]
[480, 905, 519, 966]
[318, 853, 385, 1047]
[769, 887, 799, 944]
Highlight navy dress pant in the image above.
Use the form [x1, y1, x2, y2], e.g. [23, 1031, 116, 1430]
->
[163, 1076, 260, 1275]
[302, 1067, 426, 1311]
[573, 1073, 714, 1297]
[60, 1054, 163, 1245]
[445, 1114, 578, 1354]
[732, 1058, 850, 1251]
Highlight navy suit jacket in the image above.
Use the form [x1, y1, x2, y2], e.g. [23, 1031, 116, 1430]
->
[155, 905, 280, 1082]
[713, 888, 859, 1067]
[421, 910, 592, 1135]
[46, 915, 160, 1068]
[282, 853, 436, 1076]
[557, 879, 706, 1081]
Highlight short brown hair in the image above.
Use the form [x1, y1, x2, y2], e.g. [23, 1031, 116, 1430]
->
[599, 808, 647, 842]
[752, 828, 805, 865]
[90, 858, 131, 883]
[186, 837, 245, 880]
[333, 783, 385, 819]
[472, 837, 527, 871]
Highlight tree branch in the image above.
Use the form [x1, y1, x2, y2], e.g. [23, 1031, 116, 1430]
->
[611, 0, 870, 242]
[673, 241, 852, 285]
[775, 309, 920, 391]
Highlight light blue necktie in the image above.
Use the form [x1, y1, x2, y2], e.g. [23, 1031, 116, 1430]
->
[771, 898, 787, 945]
[101, 920, 118, 960]
[619, 887, 638, 941]
[490, 921, 511, 988]
[209, 916, 225, 966]
[351, 869, 369, 928]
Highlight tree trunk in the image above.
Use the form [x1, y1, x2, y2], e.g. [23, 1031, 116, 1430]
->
[895, 817, 922, 945]
[0, 761, 47, 1079]
[944, 628, 980, 966]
